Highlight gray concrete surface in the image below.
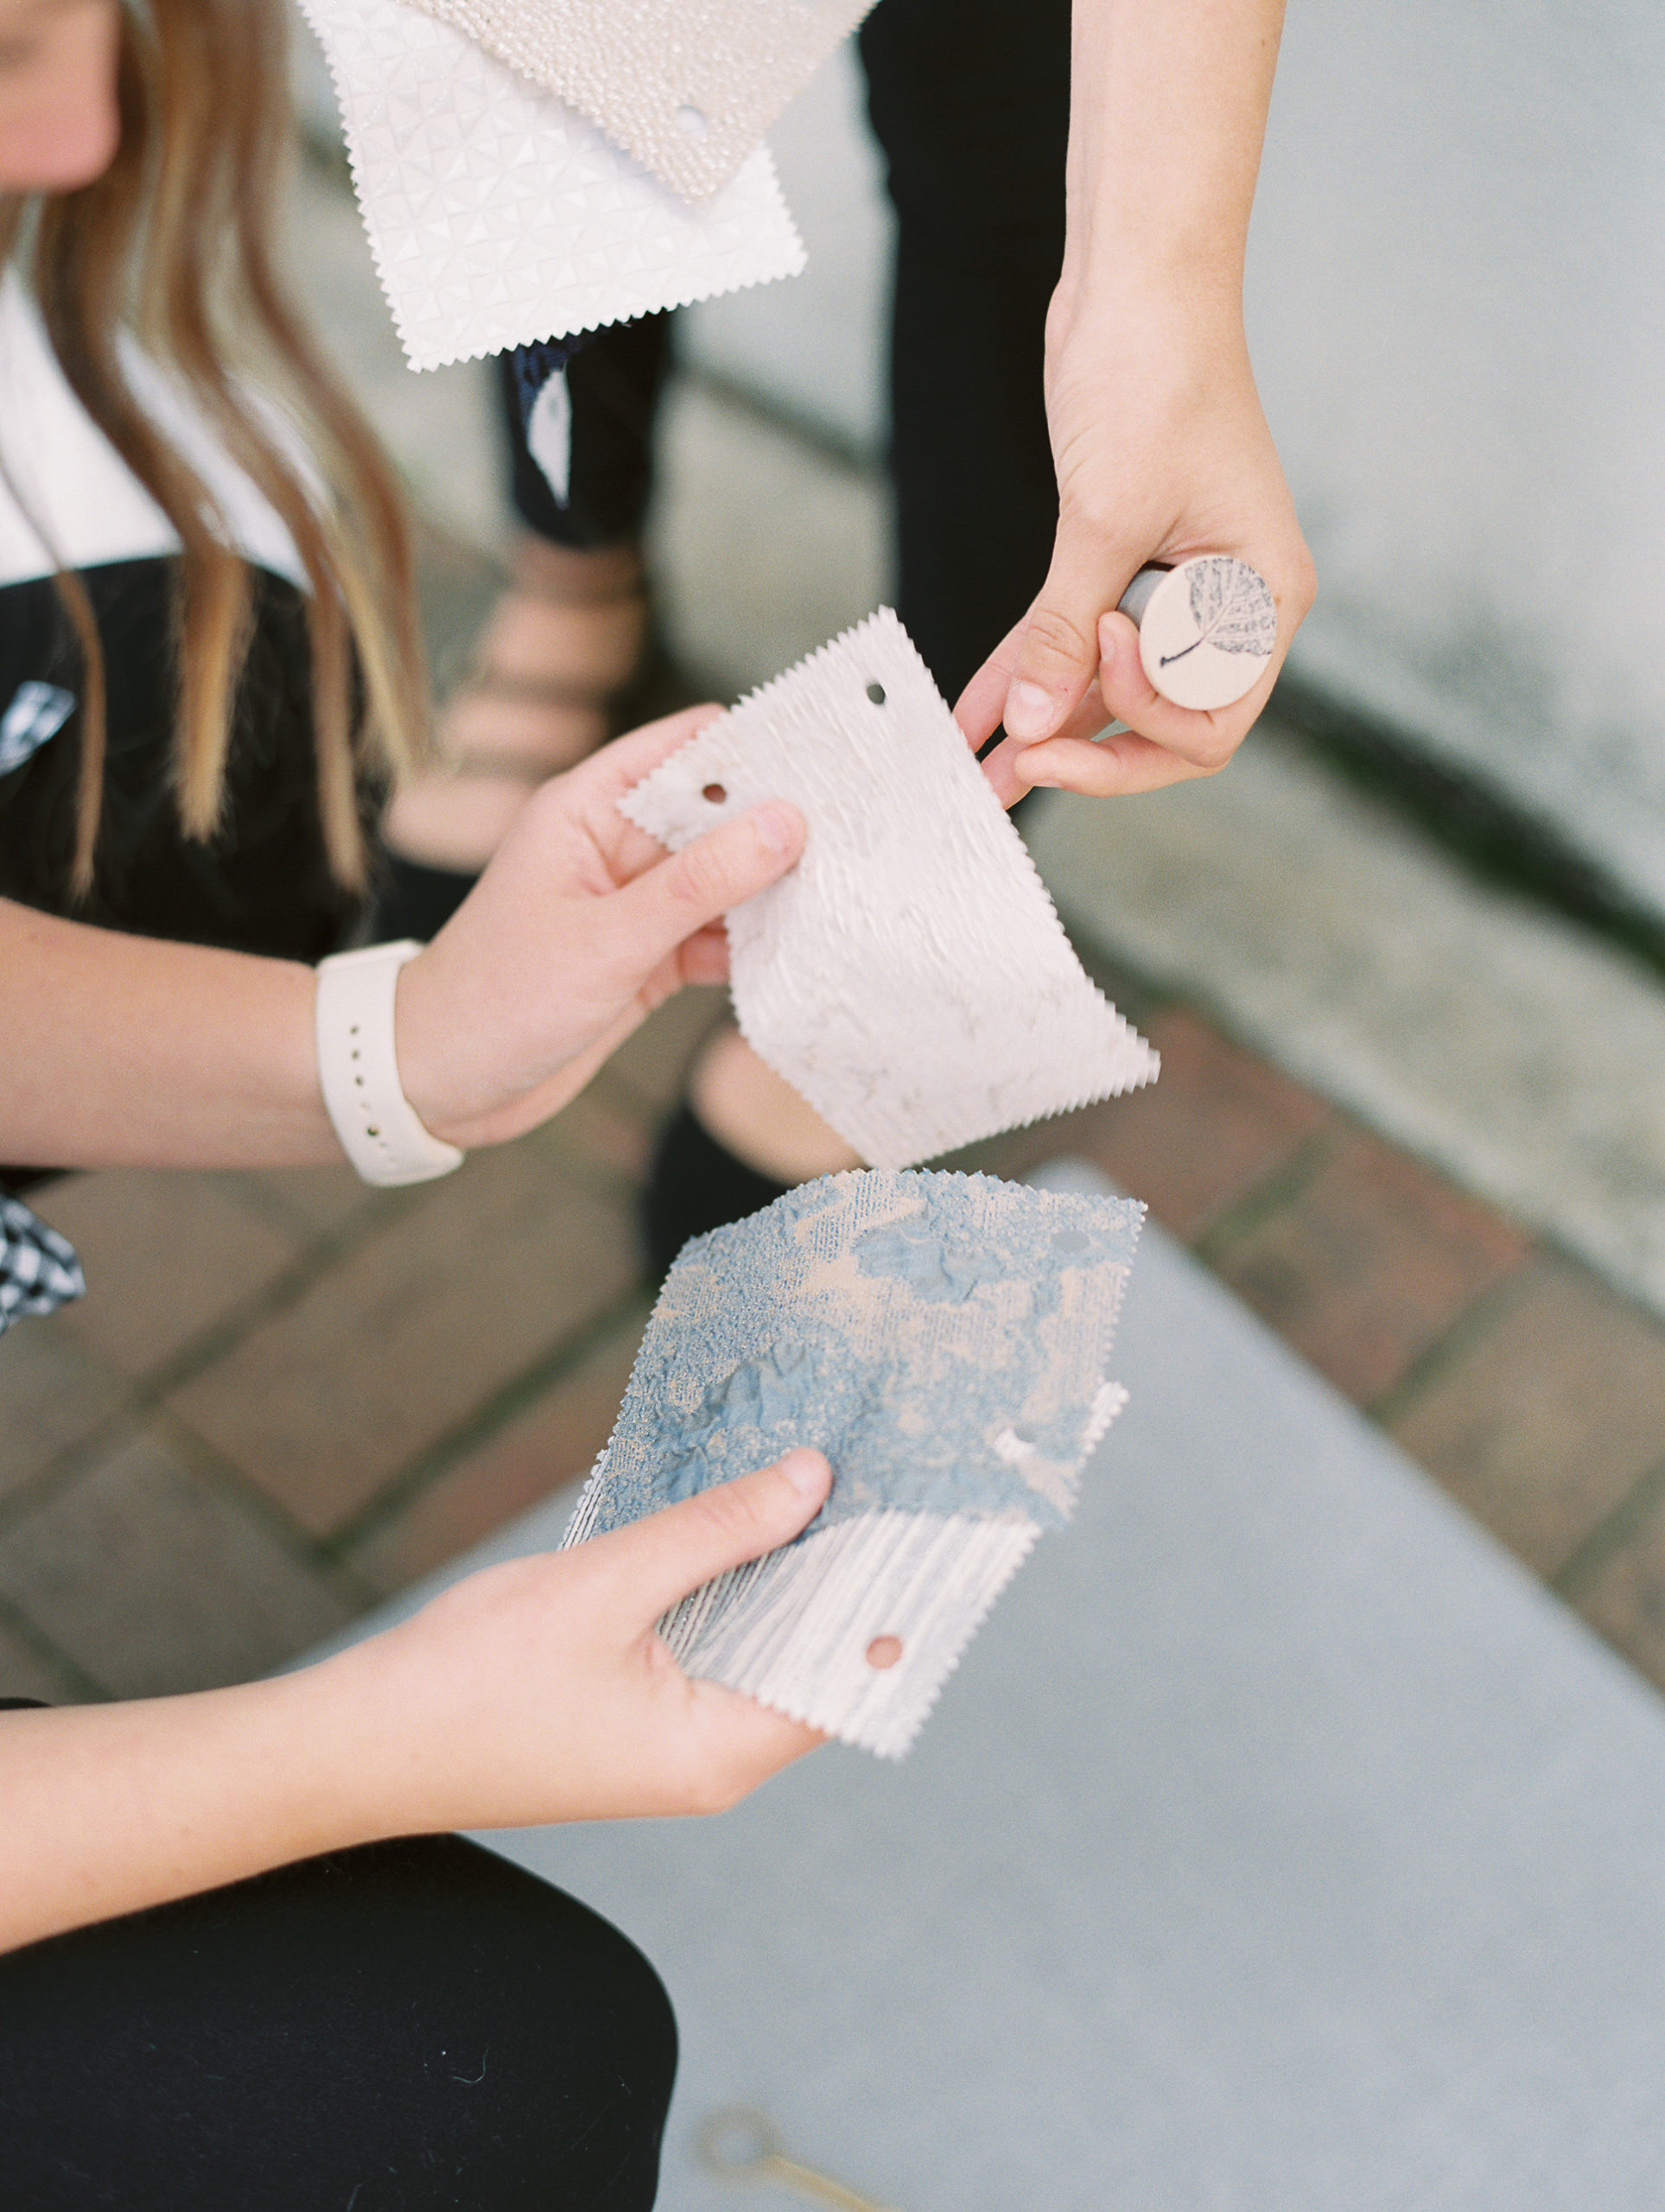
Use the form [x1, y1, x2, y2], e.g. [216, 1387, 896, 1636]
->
[1027, 733, 1665, 1321]
[335, 1193, 1665, 2210]
[1247, 2, 1665, 922]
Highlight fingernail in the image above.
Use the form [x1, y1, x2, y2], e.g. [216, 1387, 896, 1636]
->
[1002, 681, 1057, 741]
[780, 1448, 830, 1500]
[751, 801, 800, 857]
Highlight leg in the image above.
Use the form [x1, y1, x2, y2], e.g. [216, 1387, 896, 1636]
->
[379, 317, 672, 931]
[861, 0, 1071, 706]
[0, 1834, 677, 2212]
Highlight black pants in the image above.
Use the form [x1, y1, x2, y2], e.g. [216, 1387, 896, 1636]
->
[507, 0, 1071, 709]
[0, 1834, 677, 2212]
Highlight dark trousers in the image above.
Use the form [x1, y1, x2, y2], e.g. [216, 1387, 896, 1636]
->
[0, 1834, 677, 2212]
[508, 0, 1071, 707]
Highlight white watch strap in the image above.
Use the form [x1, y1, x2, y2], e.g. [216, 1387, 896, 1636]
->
[315, 942, 465, 1186]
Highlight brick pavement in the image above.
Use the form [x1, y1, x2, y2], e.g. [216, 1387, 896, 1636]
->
[5, 965, 1665, 1710]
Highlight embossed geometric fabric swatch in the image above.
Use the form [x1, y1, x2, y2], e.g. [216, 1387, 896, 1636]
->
[563, 1170, 1143, 1756]
[620, 610, 1161, 1168]
[297, 0, 804, 370]
[405, 0, 875, 202]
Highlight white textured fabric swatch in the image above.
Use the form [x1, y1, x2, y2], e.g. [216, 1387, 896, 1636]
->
[405, 0, 874, 202]
[297, 0, 805, 371]
[620, 610, 1160, 1167]
[563, 1169, 1142, 1757]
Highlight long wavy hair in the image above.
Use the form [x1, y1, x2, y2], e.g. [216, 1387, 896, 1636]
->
[0, 0, 429, 896]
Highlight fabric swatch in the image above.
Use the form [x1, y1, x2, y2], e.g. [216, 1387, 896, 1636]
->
[620, 609, 1160, 1168]
[565, 1169, 1142, 1756]
[405, 0, 874, 203]
[296, 0, 805, 372]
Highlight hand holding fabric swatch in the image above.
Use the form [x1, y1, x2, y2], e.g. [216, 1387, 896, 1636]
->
[564, 1170, 1142, 1758]
[620, 609, 1160, 1167]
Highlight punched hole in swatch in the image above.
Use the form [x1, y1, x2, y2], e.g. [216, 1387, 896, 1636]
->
[702, 783, 728, 804]
[866, 1636, 903, 1670]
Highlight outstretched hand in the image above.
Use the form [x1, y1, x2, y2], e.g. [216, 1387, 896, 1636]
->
[396, 707, 804, 1150]
[0, 1450, 836, 1953]
[959, 301, 1314, 808]
[334, 1449, 836, 1836]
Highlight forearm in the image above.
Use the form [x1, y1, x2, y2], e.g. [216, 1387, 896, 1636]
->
[0, 898, 340, 1168]
[0, 1662, 388, 1952]
[1059, 0, 1286, 321]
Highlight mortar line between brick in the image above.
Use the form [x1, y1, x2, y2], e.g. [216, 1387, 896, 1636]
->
[1191, 1124, 1345, 1265]
[0, 1587, 111, 1704]
[0, 1194, 421, 1538]
[1365, 1253, 1544, 1428]
[325, 1285, 655, 1560]
[132, 1184, 431, 1399]
[1552, 1451, 1665, 1602]
[148, 1406, 388, 1615]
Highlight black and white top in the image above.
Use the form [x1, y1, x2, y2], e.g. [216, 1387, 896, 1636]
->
[0, 1194, 83, 1336]
[0, 274, 374, 963]
[0, 278, 378, 1309]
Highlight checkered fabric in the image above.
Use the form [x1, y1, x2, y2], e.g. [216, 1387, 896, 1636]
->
[0, 1193, 84, 1336]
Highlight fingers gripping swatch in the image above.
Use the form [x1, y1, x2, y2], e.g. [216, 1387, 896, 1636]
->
[563, 1171, 1143, 1757]
[404, 0, 876, 203]
[620, 610, 1160, 1168]
[296, 0, 804, 371]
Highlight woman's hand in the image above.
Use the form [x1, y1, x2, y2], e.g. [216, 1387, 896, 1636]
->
[396, 707, 804, 1150]
[959, 295, 1314, 809]
[334, 1448, 834, 1836]
[956, 0, 1311, 808]
[0, 1450, 833, 1953]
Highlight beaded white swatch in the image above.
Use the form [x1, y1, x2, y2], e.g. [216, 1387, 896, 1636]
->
[297, 0, 804, 371]
[620, 610, 1160, 1168]
[405, 0, 874, 202]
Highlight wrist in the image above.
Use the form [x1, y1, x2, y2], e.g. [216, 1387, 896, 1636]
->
[1048, 259, 1246, 365]
[278, 1640, 435, 1847]
[388, 938, 479, 1149]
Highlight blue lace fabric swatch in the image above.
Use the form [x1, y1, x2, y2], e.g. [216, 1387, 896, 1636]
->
[0, 1195, 84, 1337]
[566, 1170, 1142, 1757]
[581, 1168, 1143, 1539]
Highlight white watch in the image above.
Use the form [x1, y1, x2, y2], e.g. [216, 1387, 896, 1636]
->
[315, 941, 465, 1186]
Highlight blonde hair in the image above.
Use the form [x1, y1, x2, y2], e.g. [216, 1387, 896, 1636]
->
[0, 0, 429, 896]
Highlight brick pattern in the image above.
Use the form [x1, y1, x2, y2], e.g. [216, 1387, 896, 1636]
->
[1207, 1128, 1533, 1406]
[0, 1422, 359, 1699]
[347, 1305, 649, 1592]
[1390, 1258, 1665, 1578]
[993, 1006, 1334, 1242]
[165, 1142, 637, 1535]
[6, 979, 1665, 1711]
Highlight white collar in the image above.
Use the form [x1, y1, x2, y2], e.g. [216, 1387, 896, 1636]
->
[0, 274, 305, 592]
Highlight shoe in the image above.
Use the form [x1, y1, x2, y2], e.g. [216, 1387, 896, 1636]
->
[375, 535, 654, 938]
